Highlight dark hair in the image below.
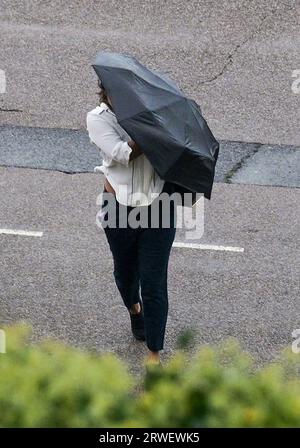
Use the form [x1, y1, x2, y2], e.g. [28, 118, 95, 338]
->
[96, 79, 109, 106]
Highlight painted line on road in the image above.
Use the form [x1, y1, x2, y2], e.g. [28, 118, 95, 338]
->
[0, 228, 43, 237]
[173, 242, 244, 252]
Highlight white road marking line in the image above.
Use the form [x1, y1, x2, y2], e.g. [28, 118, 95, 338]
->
[0, 228, 43, 237]
[172, 242, 244, 252]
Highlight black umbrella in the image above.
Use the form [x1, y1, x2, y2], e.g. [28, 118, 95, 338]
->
[92, 52, 219, 201]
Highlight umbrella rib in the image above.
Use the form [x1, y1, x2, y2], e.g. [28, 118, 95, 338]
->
[94, 65, 184, 99]
[138, 71, 184, 98]
[119, 98, 191, 173]
[187, 97, 219, 158]
[118, 97, 186, 127]
[120, 97, 212, 159]
[120, 97, 214, 164]
[147, 68, 184, 96]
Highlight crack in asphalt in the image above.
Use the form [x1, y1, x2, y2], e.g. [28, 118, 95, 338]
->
[199, 7, 280, 85]
[224, 143, 262, 183]
[0, 163, 89, 175]
[0, 108, 23, 113]
[0, 120, 298, 188]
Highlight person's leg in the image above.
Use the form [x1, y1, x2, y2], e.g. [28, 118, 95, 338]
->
[104, 225, 141, 311]
[138, 208, 176, 355]
[102, 196, 141, 312]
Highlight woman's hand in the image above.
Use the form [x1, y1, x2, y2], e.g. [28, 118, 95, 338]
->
[128, 140, 143, 161]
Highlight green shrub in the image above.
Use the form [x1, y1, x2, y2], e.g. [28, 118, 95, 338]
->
[0, 324, 299, 428]
[133, 343, 300, 428]
[0, 325, 134, 427]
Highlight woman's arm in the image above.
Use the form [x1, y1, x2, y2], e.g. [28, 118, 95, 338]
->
[87, 113, 136, 166]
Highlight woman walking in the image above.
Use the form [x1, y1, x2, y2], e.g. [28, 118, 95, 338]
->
[87, 80, 177, 366]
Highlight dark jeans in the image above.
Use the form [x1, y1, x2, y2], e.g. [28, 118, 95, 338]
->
[101, 182, 177, 351]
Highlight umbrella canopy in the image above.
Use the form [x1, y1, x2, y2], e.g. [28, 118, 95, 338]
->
[92, 52, 219, 200]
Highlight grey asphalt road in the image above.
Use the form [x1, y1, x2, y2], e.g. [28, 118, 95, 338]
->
[0, 1, 299, 372]
[0, 166, 299, 374]
[0, 124, 299, 187]
[0, 0, 300, 146]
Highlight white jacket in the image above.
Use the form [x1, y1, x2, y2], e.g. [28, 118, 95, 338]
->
[86, 102, 165, 206]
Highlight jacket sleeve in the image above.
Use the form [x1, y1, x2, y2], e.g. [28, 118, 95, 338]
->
[86, 113, 132, 166]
